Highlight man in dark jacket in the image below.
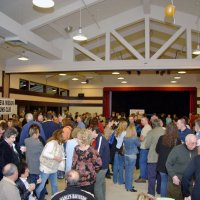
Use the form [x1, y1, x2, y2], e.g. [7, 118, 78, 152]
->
[182, 155, 200, 200]
[91, 126, 110, 200]
[42, 112, 61, 140]
[166, 134, 197, 200]
[51, 170, 95, 200]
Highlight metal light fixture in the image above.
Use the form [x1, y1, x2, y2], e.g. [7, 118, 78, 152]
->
[18, 51, 29, 61]
[73, 8, 87, 41]
[32, 0, 55, 8]
[72, 77, 79, 81]
[112, 72, 120, 75]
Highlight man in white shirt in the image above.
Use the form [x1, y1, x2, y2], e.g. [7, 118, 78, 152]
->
[135, 116, 152, 183]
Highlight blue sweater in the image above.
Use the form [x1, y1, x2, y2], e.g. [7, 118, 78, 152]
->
[178, 127, 192, 143]
[19, 121, 46, 146]
[42, 121, 61, 140]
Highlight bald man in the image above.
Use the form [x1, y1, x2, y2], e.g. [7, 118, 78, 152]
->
[51, 170, 95, 200]
[166, 134, 197, 200]
[0, 163, 21, 200]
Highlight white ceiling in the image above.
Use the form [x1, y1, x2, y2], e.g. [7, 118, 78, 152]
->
[0, 0, 200, 86]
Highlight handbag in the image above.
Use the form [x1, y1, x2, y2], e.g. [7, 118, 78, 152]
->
[119, 144, 125, 156]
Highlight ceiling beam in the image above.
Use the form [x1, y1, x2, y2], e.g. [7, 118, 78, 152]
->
[5, 59, 200, 73]
[105, 32, 110, 61]
[145, 15, 150, 59]
[0, 12, 62, 59]
[74, 43, 103, 61]
[151, 26, 186, 59]
[24, 0, 103, 30]
[111, 30, 144, 59]
[142, 0, 152, 14]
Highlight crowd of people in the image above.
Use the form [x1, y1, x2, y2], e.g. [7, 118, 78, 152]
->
[0, 110, 199, 200]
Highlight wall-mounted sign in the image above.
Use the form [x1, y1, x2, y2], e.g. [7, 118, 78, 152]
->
[0, 98, 16, 115]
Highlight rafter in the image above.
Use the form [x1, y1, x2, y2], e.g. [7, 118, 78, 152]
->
[74, 43, 102, 61]
[151, 27, 186, 59]
[24, 0, 102, 30]
[111, 30, 144, 59]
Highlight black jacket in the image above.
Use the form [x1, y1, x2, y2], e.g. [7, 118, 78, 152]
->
[51, 185, 95, 200]
[0, 140, 20, 180]
[156, 135, 181, 173]
[16, 178, 31, 200]
[182, 155, 200, 200]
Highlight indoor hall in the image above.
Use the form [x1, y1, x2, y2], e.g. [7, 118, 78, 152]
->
[0, 0, 200, 200]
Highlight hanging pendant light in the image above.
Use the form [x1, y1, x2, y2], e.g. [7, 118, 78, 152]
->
[32, 0, 55, 8]
[73, 8, 87, 41]
[164, 0, 176, 24]
[18, 51, 29, 61]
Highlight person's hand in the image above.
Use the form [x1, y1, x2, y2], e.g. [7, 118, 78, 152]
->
[184, 196, 191, 200]
[28, 183, 35, 192]
[37, 177, 42, 184]
[20, 146, 26, 153]
[172, 175, 180, 185]
[54, 156, 62, 162]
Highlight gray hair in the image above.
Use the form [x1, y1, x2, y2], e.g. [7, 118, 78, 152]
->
[66, 170, 80, 186]
[4, 127, 18, 139]
[152, 119, 161, 129]
[2, 163, 18, 177]
[185, 134, 197, 143]
[195, 119, 200, 127]
[26, 113, 33, 122]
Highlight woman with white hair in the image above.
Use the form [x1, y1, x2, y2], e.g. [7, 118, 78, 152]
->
[72, 129, 102, 194]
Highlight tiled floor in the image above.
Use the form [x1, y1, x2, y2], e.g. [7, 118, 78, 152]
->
[46, 169, 154, 200]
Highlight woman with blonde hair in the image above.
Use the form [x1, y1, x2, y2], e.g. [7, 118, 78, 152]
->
[124, 123, 140, 192]
[72, 129, 102, 194]
[113, 120, 127, 184]
[36, 129, 66, 198]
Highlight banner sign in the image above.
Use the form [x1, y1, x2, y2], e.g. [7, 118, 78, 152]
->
[0, 98, 16, 115]
[130, 109, 145, 115]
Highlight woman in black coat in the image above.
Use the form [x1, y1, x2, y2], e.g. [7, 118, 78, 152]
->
[182, 155, 200, 200]
[0, 127, 20, 180]
[156, 123, 181, 197]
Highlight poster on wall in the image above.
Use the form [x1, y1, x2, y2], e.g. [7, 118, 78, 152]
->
[0, 98, 17, 115]
[130, 109, 145, 115]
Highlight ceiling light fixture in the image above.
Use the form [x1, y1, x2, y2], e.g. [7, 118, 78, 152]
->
[32, 0, 55, 8]
[112, 72, 120, 75]
[81, 81, 87, 84]
[59, 73, 66, 76]
[171, 80, 177, 83]
[178, 71, 186, 74]
[121, 81, 127, 84]
[118, 77, 124, 80]
[174, 76, 181, 79]
[73, 8, 87, 41]
[72, 77, 79, 81]
[18, 51, 29, 61]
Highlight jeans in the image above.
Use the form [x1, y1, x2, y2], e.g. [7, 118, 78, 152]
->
[113, 152, 124, 184]
[160, 172, 168, 197]
[36, 171, 58, 198]
[139, 149, 149, 179]
[147, 163, 161, 196]
[94, 169, 107, 200]
[124, 156, 136, 190]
